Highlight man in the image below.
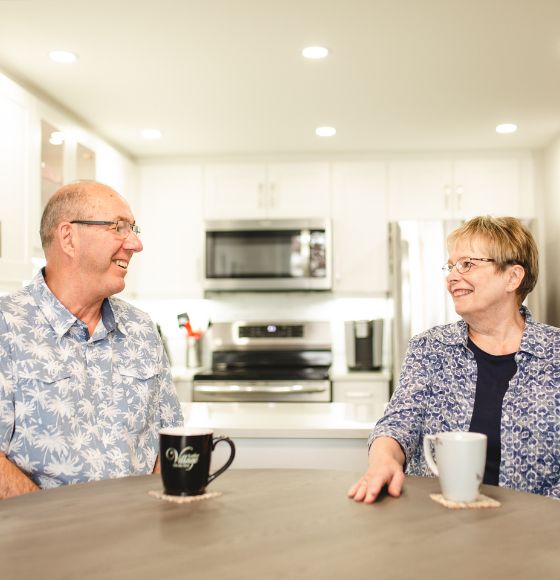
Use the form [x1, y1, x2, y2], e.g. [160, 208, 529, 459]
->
[0, 181, 183, 499]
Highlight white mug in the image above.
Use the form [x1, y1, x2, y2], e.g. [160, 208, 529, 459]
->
[423, 432, 487, 502]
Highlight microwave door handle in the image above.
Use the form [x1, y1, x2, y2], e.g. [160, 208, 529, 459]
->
[300, 229, 311, 277]
[193, 384, 328, 394]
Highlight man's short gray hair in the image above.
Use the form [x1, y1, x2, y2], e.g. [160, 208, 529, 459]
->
[40, 182, 94, 250]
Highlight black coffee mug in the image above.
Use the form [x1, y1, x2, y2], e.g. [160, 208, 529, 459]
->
[159, 428, 236, 496]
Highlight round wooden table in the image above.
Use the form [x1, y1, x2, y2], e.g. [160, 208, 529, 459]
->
[1, 470, 558, 579]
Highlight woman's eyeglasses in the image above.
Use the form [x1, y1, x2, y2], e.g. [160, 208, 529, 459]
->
[442, 257, 495, 275]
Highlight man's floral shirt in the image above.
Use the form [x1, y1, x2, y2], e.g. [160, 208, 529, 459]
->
[0, 271, 183, 489]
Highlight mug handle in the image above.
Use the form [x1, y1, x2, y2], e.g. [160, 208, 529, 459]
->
[423, 434, 439, 476]
[208, 436, 236, 484]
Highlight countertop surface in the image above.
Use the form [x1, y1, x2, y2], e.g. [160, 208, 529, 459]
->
[3, 471, 558, 580]
[182, 402, 379, 439]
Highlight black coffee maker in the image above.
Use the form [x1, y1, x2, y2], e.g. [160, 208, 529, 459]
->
[344, 320, 384, 371]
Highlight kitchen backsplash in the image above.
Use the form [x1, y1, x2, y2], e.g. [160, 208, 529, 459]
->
[131, 293, 393, 371]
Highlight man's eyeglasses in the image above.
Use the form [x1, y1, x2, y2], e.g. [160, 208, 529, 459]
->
[442, 257, 495, 275]
[70, 220, 141, 238]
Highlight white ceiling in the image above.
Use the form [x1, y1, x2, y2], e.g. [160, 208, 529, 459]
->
[1, 0, 560, 159]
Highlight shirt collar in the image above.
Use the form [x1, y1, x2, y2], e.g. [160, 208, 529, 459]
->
[517, 306, 549, 359]
[30, 270, 78, 337]
[107, 298, 129, 337]
[434, 305, 547, 359]
[30, 270, 126, 338]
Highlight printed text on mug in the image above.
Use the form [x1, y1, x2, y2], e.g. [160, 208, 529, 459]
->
[165, 446, 200, 470]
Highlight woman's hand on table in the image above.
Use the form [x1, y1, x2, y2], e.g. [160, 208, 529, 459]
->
[347, 436, 406, 503]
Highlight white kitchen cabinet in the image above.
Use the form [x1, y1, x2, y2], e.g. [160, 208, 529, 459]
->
[388, 160, 452, 220]
[452, 158, 525, 218]
[388, 156, 533, 220]
[332, 162, 389, 294]
[203, 162, 330, 219]
[136, 163, 204, 298]
[265, 163, 330, 218]
[0, 76, 34, 290]
[332, 376, 390, 423]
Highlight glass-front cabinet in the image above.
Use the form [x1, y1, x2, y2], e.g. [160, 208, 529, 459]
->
[40, 120, 65, 210]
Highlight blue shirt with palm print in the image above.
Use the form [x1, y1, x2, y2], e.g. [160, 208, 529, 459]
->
[0, 270, 183, 489]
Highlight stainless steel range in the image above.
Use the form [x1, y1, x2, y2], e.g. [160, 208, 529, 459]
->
[192, 321, 332, 402]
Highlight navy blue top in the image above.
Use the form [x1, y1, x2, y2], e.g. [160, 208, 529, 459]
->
[468, 337, 517, 485]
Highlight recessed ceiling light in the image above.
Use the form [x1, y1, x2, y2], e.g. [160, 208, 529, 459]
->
[315, 126, 336, 137]
[141, 129, 162, 140]
[496, 123, 518, 134]
[48, 50, 78, 64]
[302, 46, 330, 59]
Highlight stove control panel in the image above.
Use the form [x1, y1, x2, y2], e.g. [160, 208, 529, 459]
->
[238, 324, 304, 339]
[210, 320, 331, 350]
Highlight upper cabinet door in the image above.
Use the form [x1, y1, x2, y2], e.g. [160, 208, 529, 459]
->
[452, 158, 523, 218]
[265, 162, 331, 218]
[203, 163, 266, 219]
[203, 162, 331, 220]
[388, 160, 454, 220]
[0, 77, 33, 289]
[388, 156, 534, 221]
[332, 162, 389, 294]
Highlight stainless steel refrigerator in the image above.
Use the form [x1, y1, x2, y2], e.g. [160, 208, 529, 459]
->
[389, 219, 539, 386]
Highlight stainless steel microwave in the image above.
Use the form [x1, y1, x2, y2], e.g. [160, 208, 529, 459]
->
[204, 218, 332, 291]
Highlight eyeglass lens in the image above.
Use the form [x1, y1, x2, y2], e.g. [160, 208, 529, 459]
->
[115, 220, 140, 237]
[443, 260, 472, 274]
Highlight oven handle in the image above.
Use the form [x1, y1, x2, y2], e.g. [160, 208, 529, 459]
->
[193, 384, 328, 394]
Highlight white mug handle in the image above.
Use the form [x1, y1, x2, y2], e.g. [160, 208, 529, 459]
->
[423, 434, 439, 476]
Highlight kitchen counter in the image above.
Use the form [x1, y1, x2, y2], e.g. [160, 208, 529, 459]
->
[181, 402, 378, 471]
[182, 402, 379, 439]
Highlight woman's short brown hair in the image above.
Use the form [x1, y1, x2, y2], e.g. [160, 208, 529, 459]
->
[448, 216, 538, 304]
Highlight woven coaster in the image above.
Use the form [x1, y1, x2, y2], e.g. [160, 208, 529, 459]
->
[430, 493, 501, 509]
[148, 490, 222, 504]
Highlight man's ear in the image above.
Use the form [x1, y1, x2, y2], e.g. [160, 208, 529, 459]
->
[57, 222, 77, 258]
[506, 264, 525, 293]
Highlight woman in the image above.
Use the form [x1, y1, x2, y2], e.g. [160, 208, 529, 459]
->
[348, 216, 559, 502]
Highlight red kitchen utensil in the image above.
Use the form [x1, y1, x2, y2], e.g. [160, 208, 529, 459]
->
[177, 312, 204, 339]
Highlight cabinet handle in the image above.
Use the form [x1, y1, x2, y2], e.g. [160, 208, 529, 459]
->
[269, 182, 276, 208]
[455, 185, 463, 211]
[444, 185, 452, 211]
[257, 183, 265, 209]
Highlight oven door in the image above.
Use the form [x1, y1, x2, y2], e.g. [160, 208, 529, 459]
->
[192, 380, 331, 402]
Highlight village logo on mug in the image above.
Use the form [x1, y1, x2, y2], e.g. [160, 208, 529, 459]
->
[165, 446, 200, 470]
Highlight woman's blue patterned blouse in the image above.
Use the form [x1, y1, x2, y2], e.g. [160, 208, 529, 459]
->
[370, 307, 560, 498]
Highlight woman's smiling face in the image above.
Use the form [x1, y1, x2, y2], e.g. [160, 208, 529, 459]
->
[446, 236, 512, 320]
